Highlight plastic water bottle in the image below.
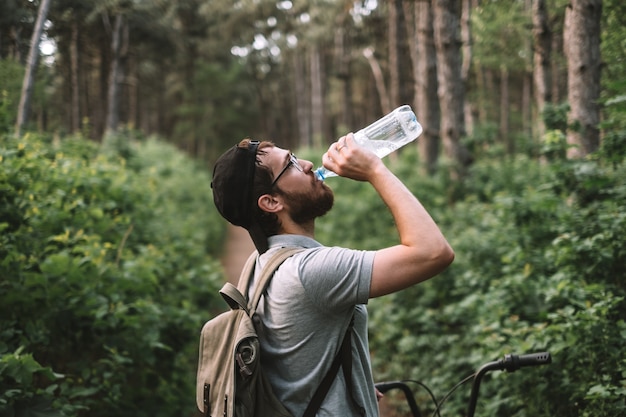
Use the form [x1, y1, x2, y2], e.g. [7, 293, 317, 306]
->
[314, 105, 423, 180]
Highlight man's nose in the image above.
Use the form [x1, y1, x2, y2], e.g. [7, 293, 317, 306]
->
[300, 159, 314, 172]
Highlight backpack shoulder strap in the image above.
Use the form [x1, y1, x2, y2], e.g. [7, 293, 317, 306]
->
[236, 250, 259, 295]
[303, 314, 365, 417]
[217, 251, 258, 314]
[234, 247, 304, 315]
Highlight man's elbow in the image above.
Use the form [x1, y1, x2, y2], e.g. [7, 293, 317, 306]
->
[434, 241, 455, 270]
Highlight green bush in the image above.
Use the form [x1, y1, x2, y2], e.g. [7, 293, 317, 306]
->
[3, 131, 625, 417]
[314, 145, 626, 417]
[0, 133, 227, 417]
[0, 60, 24, 134]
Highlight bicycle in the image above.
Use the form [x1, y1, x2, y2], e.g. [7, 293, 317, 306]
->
[375, 351, 552, 417]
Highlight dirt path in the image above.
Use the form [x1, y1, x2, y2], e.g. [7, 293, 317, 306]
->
[220, 224, 256, 284]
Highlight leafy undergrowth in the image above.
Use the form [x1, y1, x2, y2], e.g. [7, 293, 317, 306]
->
[1, 133, 226, 417]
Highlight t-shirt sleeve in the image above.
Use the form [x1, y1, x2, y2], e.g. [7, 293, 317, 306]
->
[296, 246, 375, 312]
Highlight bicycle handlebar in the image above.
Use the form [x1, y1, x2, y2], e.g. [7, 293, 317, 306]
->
[501, 352, 552, 371]
[467, 352, 552, 417]
[375, 352, 552, 417]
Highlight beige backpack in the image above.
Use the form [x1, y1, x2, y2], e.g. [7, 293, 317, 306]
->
[196, 247, 356, 417]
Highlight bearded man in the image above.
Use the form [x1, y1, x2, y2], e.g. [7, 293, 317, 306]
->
[211, 134, 454, 417]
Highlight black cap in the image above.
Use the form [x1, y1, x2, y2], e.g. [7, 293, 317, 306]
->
[211, 141, 268, 253]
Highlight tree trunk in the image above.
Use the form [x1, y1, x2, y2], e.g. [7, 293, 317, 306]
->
[334, 13, 352, 134]
[500, 65, 512, 154]
[293, 50, 311, 147]
[95, 31, 109, 139]
[485, 68, 497, 121]
[474, 61, 488, 124]
[407, 0, 440, 176]
[128, 53, 138, 130]
[70, 21, 81, 134]
[522, 72, 533, 139]
[15, 0, 52, 138]
[10, 27, 23, 63]
[460, 0, 472, 84]
[105, 14, 127, 137]
[563, 0, 602, 157]
[532, 0, 552, 139]
[363, 48, 391, 115]
[551, 31, 562, 104]
[385, 0, 402, 106]
[432, 0, 472, 177]
[310, 45, 325, 148]
[461, 0, 474, 136]
[403, 0, 418, 108]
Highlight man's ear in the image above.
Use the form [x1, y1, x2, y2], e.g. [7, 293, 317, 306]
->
[258, 193, 283, 213]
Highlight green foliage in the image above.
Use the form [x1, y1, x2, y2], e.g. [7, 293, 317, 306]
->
[0, 60, 24, 134]
[601, 0, 626, 108]
[314, 145, 626, 416]
[172, 61, 260, 161]
[598, 127, 626, 167]
[0, 347, 65, 417]
[540, 129, 568, 161]
[0, 133, 227, 417]
[472, 0, 530, 70]
[542, 103, 570, 132]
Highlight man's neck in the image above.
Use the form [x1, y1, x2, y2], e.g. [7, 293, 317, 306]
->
[279, 217, 315, 239]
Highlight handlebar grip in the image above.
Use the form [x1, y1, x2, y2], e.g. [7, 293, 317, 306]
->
[503, 352, 551, 372]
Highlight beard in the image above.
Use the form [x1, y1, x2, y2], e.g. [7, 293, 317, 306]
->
[280, 182, 334, 224]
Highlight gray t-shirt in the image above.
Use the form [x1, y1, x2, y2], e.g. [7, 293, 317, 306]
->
[249, 234, 379, 417]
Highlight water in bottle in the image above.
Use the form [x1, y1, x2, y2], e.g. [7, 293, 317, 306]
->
[314, 105, 422, 180]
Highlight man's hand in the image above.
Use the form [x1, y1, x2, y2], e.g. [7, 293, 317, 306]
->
[321, 133, 385, 182]
[376, 388, 384, 402]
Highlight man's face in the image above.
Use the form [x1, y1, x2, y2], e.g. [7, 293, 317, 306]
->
[262, 145, 334, 223]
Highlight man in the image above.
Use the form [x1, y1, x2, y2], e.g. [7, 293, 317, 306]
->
[211, 134, 454, 416]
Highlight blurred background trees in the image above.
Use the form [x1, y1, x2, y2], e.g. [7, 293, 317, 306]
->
[2, 0, 626, 416]
[2, 0, 623, 167]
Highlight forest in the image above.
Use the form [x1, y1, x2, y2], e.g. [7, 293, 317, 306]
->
[1, 0, 625, 416]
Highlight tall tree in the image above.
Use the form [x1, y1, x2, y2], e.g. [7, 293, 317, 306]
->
[104, 13, 127, 137]
[460, 0, 473, 83]
[500, 64, 511, 153]
[15, 0, 51, 138]
[533, 0, 552, 139]
[333, 11, 353, 134]
[388, 0, 401, 107]
[472, 0, 530, 153]
[563, 0, 602, 157]
[461, 0, 474, 135]
[293, 49, 311, 146]
[363, 47, 391, 115]
[547, 4, 567, 106]
[404, 0, 440, 175]
[432, 0, 472, 177]
[69, 20, 80, 133]
[310, 44, 325, 148]
[521, 0, 533, 139]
